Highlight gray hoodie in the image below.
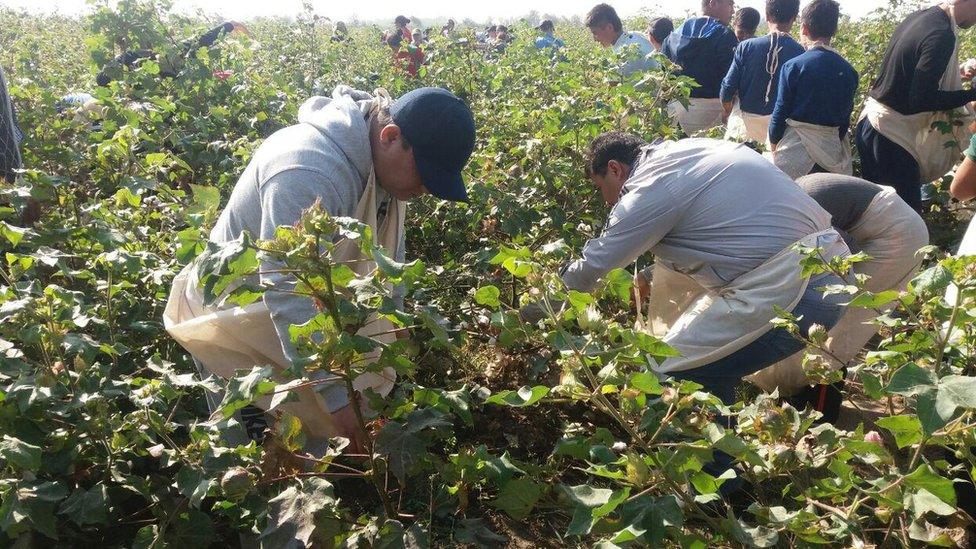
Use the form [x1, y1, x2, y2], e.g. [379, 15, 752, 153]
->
[210, 86, 403, 412]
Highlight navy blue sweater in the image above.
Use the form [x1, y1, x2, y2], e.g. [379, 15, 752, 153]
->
[720, 34, 804, 115]
[662, 17, 738, 99]
[768, 47, 859, 144]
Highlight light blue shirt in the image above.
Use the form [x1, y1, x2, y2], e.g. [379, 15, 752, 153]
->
[535, 33, 565, 50]
[613, 31, 659, 76]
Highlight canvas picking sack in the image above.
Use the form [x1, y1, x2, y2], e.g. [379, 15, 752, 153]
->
[164, 147, 403, 439]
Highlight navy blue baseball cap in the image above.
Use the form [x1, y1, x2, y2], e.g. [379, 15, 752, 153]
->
[390, 87, 476, 202]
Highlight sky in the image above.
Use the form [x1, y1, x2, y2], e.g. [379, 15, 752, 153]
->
[0, 0, 898, 23]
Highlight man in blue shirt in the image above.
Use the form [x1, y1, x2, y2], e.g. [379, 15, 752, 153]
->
[768, 0, 858, 179]
[662, 0, 739, 134]
[535, 19, 565, 50]
[721, 0, 804, 143]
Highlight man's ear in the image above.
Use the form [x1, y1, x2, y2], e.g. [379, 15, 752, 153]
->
[378, 124, 402, 144]
[607, 159, 630, 180]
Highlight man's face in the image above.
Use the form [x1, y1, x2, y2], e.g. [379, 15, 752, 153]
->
[373, 124, 428, 201]
[706, 0, 736, 25]
[955, 0, 976, 29]
[589, 23, 618, 47]
[590, 160, 630, 206]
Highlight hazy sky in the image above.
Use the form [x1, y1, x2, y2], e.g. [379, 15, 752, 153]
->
[0, 0, 899, 23]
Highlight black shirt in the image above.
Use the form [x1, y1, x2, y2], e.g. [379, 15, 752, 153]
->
[870, 6, 976, 115]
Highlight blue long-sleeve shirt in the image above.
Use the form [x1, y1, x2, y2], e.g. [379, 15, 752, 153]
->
[768, 47, 859, 144]
[720, 34, 804, 115]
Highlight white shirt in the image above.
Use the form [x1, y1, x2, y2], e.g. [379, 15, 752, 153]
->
[613, 31, 659, 76]
[561, 139, 832, 292]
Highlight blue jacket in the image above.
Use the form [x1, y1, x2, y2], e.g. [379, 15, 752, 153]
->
[662, 17, 738, 99]
[720, 34, 804, 115]
[768, 47, 859, 144]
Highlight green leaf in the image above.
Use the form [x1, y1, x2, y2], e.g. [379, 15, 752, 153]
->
[59, 485, 109, 526]
[934, 375, 976, 420]
[876, 415, 923, 449]
[603, 268, 632, 305]
[374, 408, 451, 483]
[259, 478, 337, 547]
[490, 479, 542, 520]
[185, 184, 221, 223]
[629, 372, 663, 395]
[910, 266, 953, 295]
[910, 489, 958, 517]
[176, 466, 214, 508]
[474, 285, 501, 308]
[904, 465, 956, 507]
[886, 363, 937, 396]
[847, 290, 901, 308]
[563, 484, 614, 536]
[217, 365, 276, 419]
[454, 518, 508, 547]
[0, 221, 26, 247]
[0, 435, 42, 471]
[485, 386, 549, 407]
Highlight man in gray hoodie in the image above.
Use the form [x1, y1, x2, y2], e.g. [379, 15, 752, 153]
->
[181, 86, 476, 447]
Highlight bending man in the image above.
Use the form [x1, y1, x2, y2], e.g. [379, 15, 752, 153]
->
[748, 174, 928, 423]
[559, 133, 850, 403]
[164, 87, 476, 450]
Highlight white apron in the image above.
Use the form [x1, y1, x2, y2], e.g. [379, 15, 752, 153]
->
[163, 168, 404, 439]
[771, 119, 853, 180]
[637, 228, 850, 374]
[858, 12, 974, 183]
[668, 98, 725, 135]
[725, 101, 771, 144]
[748, 188, 928, 394]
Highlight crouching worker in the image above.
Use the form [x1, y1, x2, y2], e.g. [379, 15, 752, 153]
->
[163, 86, 476, 450]
[747, 174, 928, 423]
[556, 133, 850, 405]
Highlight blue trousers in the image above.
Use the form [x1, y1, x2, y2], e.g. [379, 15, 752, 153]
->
[671, 273, 848, 405]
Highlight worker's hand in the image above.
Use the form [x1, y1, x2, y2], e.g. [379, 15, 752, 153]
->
[330, 403, 368, 454]
[631, 271, 650, 310]
[961, 58, 976, 81]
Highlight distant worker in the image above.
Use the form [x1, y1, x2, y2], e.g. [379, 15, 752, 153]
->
[585, 3, 658, 77]
[721, 0, 804, 143]
[393, 15, 413, 44]
[734, 7, 762, 41]
[662, 0, 738, 134]
[646, 16, 674, 52]
[769, 0, 858, 179]
[547, 133, 850, 407]
[331, 21, 350, 43]
[96, 21, 249, 87]
[855, 1, 976, 211]
[748, 174, 928, 424]
[442, 19, 456, 37]
[535, 19, 565, 50]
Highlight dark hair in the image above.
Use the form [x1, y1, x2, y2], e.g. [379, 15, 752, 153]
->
[735, 7, 761, 32]
[586, 3, 623, 33]
[394, 15, 410, 27]
[538, 19, 555, 32]
[766, 0, 800, 24]
[648, 16, 674, 43]
[801, 0, 840, 39]
[586, 132, 647, 176]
